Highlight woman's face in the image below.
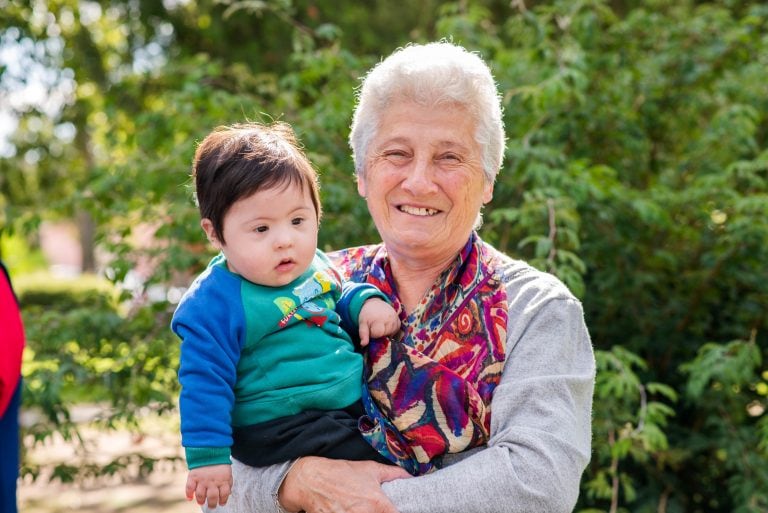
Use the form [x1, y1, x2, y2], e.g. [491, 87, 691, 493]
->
[358, 100, 493, 265]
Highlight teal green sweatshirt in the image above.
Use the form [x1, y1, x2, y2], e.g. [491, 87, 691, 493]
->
[172, 251, 387, 469]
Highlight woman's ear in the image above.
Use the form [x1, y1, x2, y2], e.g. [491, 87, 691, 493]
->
[356, 172, 367, 198]
[200, 218, 222, 249]
[482, 182, 494, 204]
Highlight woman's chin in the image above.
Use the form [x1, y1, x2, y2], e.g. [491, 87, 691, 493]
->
[386, 232, 449, 258]
[387, 229, 435, 246]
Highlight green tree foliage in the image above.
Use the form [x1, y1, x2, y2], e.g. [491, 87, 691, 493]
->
[1, 1, 767, 511]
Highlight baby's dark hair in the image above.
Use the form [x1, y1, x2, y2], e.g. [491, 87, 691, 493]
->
[192, 121, 322, 244]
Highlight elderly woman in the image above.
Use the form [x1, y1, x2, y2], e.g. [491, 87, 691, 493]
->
[222, 41, 595, 513]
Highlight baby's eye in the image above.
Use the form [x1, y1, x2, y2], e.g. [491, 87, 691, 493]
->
[255, 225, 268, 233]
[291, 217, 304, 226]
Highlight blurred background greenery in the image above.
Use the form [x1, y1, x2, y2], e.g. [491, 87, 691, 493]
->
[1, 1, 767, 512]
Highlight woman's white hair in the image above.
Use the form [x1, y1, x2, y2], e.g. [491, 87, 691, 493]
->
[349, 41, 506, 184]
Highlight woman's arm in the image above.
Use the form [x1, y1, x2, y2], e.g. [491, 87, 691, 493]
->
[218, 458, 407, 513]
[381, 294, 595, 513]
[213, 459, 294, 513]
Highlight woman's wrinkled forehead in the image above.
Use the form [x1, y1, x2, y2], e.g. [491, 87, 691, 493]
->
[370, 100, 476, 146]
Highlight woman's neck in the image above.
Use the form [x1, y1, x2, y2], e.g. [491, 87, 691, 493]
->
[388, 250, 457, 313]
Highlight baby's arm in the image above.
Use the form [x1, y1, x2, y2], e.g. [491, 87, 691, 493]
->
[186, 464, 233, 509]
[358, 297, 400, 346]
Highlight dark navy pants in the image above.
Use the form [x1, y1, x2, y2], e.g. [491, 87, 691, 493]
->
[230, 401, 392, 467]
[0, 379, 21, 513]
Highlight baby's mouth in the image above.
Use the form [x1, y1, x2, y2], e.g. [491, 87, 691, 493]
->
[276, 258, 295, 269]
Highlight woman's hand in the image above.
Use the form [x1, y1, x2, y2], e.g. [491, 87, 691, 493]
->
[278, 457, 411, 513]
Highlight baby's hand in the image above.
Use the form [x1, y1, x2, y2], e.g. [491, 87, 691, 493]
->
[358, 298, 400, 346]
[186, 464, 233, 509]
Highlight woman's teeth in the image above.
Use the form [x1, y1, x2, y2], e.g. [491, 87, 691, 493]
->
[399, 205, 438, 216]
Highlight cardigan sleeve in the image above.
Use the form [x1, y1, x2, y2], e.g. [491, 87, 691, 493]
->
[380, 275, 595, 513]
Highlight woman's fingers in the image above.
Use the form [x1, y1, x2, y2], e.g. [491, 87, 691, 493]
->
[279, 457, 411, 513]
[376, 463, 411, 483]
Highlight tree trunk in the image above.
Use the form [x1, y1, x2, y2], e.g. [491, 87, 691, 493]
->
[77, 210, 97, 273]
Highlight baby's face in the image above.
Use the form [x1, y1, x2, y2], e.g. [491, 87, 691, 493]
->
[215, 182, 318, 287]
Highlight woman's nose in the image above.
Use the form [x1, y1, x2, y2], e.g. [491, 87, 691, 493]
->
[401, 158, 438, 195]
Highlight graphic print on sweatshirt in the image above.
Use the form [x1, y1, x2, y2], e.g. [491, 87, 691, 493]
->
[275, 271, 335, 328]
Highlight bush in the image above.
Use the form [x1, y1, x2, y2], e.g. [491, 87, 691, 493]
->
[19, 277, 181, 483]
[16, 273, 117, 313]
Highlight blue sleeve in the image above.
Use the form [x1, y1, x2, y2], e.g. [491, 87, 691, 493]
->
[336, 281, 389, 341]
[171, 267, 245, 468]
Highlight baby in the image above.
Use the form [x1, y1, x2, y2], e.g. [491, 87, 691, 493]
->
[171, 122, 400, 508]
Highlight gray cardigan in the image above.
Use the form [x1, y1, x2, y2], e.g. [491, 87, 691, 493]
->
[212, 260, 595, 513]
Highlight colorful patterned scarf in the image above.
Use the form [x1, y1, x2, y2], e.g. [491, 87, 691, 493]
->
[330, 233, 509, 475]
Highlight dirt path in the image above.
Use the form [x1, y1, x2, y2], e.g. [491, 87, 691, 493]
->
[17, 410, 198, 513]
[18, 466, 194, 513]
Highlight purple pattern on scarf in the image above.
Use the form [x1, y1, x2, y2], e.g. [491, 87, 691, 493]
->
[330, 233, 509, 474]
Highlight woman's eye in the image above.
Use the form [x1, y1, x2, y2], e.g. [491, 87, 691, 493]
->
[383, 150, 408, 160]
[255, 226, 268, 233]
[439, 153, 461, 162]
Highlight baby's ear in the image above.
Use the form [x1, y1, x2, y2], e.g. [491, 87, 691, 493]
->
[200, 218, 222, 249]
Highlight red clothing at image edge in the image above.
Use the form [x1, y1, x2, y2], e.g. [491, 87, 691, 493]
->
[0, 265, 24, 416]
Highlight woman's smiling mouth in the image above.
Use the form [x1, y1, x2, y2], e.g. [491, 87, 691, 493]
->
[398, 205, 439, 216]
